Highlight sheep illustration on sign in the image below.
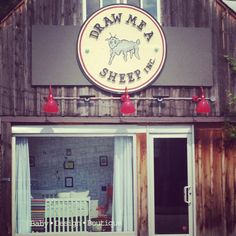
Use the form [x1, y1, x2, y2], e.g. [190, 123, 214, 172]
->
[77, 4, 167, 94]
[106, 34, 140, 65]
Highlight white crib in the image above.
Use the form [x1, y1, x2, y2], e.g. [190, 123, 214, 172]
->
[45, 197, 90, 233]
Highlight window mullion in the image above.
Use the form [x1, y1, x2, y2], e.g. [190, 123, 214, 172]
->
[140, 0, 143, 8]
[82, 0, 87, 22]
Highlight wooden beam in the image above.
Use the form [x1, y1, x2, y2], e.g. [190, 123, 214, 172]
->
[0, 116, 226, 124]
[0, 122, 12, 236]
[137, 133, 148, 236]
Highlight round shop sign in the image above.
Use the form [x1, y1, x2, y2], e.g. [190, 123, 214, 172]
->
[77, 4, 166, 94]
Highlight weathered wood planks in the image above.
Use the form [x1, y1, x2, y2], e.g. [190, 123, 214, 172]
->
[0, 122, 12, 236]
[137, 133, 148, 236]
[195, 127, 236, 236]
[0, 0, 235, 117]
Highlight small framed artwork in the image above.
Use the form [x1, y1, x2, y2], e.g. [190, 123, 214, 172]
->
[99, 155, 108, 167]
[65, 177, 73, 187]
[66, 148, 72, 156]
[29, 156, 35, 167]
[64, 160, 74, 169]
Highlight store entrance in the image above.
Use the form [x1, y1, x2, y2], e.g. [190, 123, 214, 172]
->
[149, 130, 195, 236]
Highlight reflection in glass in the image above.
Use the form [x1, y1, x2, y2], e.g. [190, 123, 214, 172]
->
[143, 0, 157, 18]
[127, 0, 140, 7]
[103, 0, 117, 7]
[154, 138, 189, 234]
[87, 0, 100, 18]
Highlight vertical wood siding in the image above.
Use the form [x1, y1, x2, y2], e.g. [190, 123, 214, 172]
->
[0, 0, 235, 117]
[137, 133, 148, 236]
[0, 125, 236, 236]
[0, 123, 12, 236]
[195, 127, 236, 236]
[213, 1, 236, 116]
[0, 1, 236, 236]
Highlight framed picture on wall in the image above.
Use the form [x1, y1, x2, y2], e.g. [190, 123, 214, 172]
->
[66, 148, 72, 156]
[64, 160, 74, 169]
[65, 177, 73, 187]
[99, 155, 108, 166]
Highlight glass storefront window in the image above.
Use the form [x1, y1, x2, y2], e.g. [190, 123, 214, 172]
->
[15, 136, 134, 234]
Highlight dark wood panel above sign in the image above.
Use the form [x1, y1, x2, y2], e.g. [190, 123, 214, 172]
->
[155, 27, 213, 86]
[32, 26, 213, 87]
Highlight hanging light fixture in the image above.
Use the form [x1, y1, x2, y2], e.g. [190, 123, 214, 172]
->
[120, 87, 135, 114]
[192, 87, 211, 114]
[43, 85, 59, 113]
[40, 86, 214, 116]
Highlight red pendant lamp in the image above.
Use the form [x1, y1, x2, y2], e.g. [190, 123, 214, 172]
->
[193, 87, 211, 114]
[43, 85, 59, 113]
[120, 87, 135, 114]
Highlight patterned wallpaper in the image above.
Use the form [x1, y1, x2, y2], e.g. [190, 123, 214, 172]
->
[29, 137, 114, 205]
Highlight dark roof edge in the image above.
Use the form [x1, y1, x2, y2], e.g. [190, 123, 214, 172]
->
[0, 0, 235, 26]
[0, 0, 25, 25]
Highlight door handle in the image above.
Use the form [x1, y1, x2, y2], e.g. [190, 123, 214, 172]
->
[184, 186, 191, 205]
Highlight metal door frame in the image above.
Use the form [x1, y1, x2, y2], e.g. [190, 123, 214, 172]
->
[147, 125, 196, 236]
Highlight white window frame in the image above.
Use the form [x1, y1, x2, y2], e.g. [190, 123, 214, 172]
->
[12, 125, 143, 236]
[12, 124, 195, 236]
[82, 0, 161, 23]
[147, 125, 196, 236]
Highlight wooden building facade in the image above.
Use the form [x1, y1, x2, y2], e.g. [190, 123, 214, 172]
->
[0, 0, 236, 236]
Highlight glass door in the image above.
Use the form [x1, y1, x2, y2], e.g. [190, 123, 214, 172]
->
[148, 132, 194, 236]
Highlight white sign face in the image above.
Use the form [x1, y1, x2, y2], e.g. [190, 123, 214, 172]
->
[77, 4, 166, 94]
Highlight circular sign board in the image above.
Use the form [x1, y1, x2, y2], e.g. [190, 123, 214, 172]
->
[77, 4, 166, 94]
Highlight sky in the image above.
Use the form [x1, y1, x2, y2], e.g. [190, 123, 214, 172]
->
[223, 0, 236, 12]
